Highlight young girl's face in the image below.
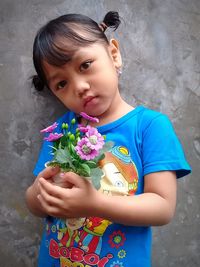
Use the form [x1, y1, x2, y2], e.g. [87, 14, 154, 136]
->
[43, 40, 122, 119]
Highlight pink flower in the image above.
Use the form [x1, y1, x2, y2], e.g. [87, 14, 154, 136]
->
[78, 124, 90, 133]
[44, 133, 63, 142]
[80, 112, 99, 123]
[75, 137, 99, 160]
[40, 122, 58, 133]
[85, 127, 104, 150]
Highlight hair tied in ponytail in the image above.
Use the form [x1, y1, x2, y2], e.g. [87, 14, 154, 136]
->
[102, 11, 121, 31]
[32, 75, 45, 91]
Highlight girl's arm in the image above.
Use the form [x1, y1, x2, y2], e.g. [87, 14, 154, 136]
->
[25, 166, 60, 217]
[97, 171, 177, 226]
[37, 171, 177, 226]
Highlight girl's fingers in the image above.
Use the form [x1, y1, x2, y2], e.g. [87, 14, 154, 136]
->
[37, 180, 67, 217]
[37, 194, 64, 217]
[38, 177, 73, 209]
[38, 177, 67, 198]
[38, 181, 61, 206]
[63, 172, 90, 188]
[37, 182, 73, 218]
[38, 166, 60, 179]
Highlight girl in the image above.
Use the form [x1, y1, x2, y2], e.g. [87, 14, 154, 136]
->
[26, 11, 191, 267]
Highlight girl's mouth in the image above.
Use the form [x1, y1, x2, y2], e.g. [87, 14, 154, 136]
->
[83, 96, 97, 107]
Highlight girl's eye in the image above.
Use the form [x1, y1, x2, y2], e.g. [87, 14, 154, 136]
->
[56, 80, 67, 90]
[80, 61, 92, 71]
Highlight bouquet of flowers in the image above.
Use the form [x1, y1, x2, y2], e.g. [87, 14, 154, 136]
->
[40, 112, 113, 189]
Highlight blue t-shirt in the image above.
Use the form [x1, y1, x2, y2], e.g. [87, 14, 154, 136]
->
[34, 106, 191, 267]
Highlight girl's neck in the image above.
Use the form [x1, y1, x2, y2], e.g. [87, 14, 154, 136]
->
[98, 99, 134, 126]
[80, 97, 134, 127]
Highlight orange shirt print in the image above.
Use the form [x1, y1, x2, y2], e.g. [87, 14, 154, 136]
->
[99, 146, 139, 196]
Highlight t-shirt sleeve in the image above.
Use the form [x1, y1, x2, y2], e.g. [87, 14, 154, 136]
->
[33, 138, 53, 176]
[142, 114, 191, 178]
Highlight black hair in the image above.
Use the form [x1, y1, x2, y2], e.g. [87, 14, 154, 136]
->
[32, 11, 121, 91]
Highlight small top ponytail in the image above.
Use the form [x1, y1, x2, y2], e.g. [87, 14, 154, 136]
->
[100, 11, 121, 32]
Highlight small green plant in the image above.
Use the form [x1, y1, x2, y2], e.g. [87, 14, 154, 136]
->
[40, 112, 113, 189]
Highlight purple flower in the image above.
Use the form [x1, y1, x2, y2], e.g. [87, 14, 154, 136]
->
[80, 112, 99, 123]
[40, 122, 58, 133]
[75, 137, 99, 160]
[78, 124, 91, 133]
[85, 127, 104, 150]
[44, 133, 63, 142]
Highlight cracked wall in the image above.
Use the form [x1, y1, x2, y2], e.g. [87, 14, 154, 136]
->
[0, 0, 199, 266]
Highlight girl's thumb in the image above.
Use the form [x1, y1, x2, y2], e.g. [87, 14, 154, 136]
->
[38, 166, 60, 179]
[61, 172, 84, 187]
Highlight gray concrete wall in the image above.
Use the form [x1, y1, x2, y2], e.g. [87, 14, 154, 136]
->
[0, 0, 199, 266]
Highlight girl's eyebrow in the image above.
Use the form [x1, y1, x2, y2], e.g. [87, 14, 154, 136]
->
[45, 60, 72, 84]
[73, 48, 93, 60]
[47, 74, 59, 84]
[46, 50, 92, 84]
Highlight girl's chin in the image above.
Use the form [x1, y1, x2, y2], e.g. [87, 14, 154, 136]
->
[72, 102, 108, 118]
[83, 108, 105, 118]
[83, 106, 104, 117]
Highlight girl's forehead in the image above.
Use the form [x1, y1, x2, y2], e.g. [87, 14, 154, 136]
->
[46, 41, 108, 64]
[42, 43, 107, 73]
[41, 41, 110, 79]
[72, 43, 108, 57]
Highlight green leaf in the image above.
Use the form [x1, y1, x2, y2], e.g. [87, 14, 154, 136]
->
[69, 143, 77, 157]
[59, 135, 68, 148]
[78, 163, 91, 177]
[54, 148, 72, 165]
[90, 167, 104, 190]
[93, 153, 105, 163]
[52, 140, 60, 150]
[101, 141, 114, 153]
[93, 141, 114, 163]
[86, 161, 97, 168]
[90, 167, 104, 177]
[48, 145, 57, 152]
[92, 178, 101, 190]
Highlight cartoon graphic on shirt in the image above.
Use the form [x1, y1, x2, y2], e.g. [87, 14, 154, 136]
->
[78, 217, 112, 254]
[57, 218, 86, 248]
[99, 146, 138, 196]
[47, 145, 139, 266]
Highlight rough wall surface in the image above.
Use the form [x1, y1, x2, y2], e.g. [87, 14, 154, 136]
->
[0, 0, 199, 266]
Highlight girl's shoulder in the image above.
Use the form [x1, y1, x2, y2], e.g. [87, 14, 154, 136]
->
[138, 105, 166, 119]
[134, 106, 177, 141]
[137, 106, 171, 128]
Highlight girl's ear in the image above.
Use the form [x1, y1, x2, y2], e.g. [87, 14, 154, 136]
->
[108, 39, 122, 68]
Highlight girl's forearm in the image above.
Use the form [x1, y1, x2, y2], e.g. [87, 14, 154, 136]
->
[94, 192, 175, 226]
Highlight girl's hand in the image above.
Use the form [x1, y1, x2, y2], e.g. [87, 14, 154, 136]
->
[37, 172, 101, 219]
[25, 166, 60, 217]
[51, 171, 74, 188]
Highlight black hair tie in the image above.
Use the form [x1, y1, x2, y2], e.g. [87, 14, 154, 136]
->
[32, 75, 45, 91]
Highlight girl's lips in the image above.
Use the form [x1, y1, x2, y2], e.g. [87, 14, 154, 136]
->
[83, 96, 97, 107]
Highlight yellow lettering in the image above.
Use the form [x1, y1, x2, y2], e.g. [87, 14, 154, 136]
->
[72, 262, 84, 267]
[60, 257, 73, 267]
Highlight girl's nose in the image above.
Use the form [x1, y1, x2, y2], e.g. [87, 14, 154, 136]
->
[73, 77, 90, 96]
